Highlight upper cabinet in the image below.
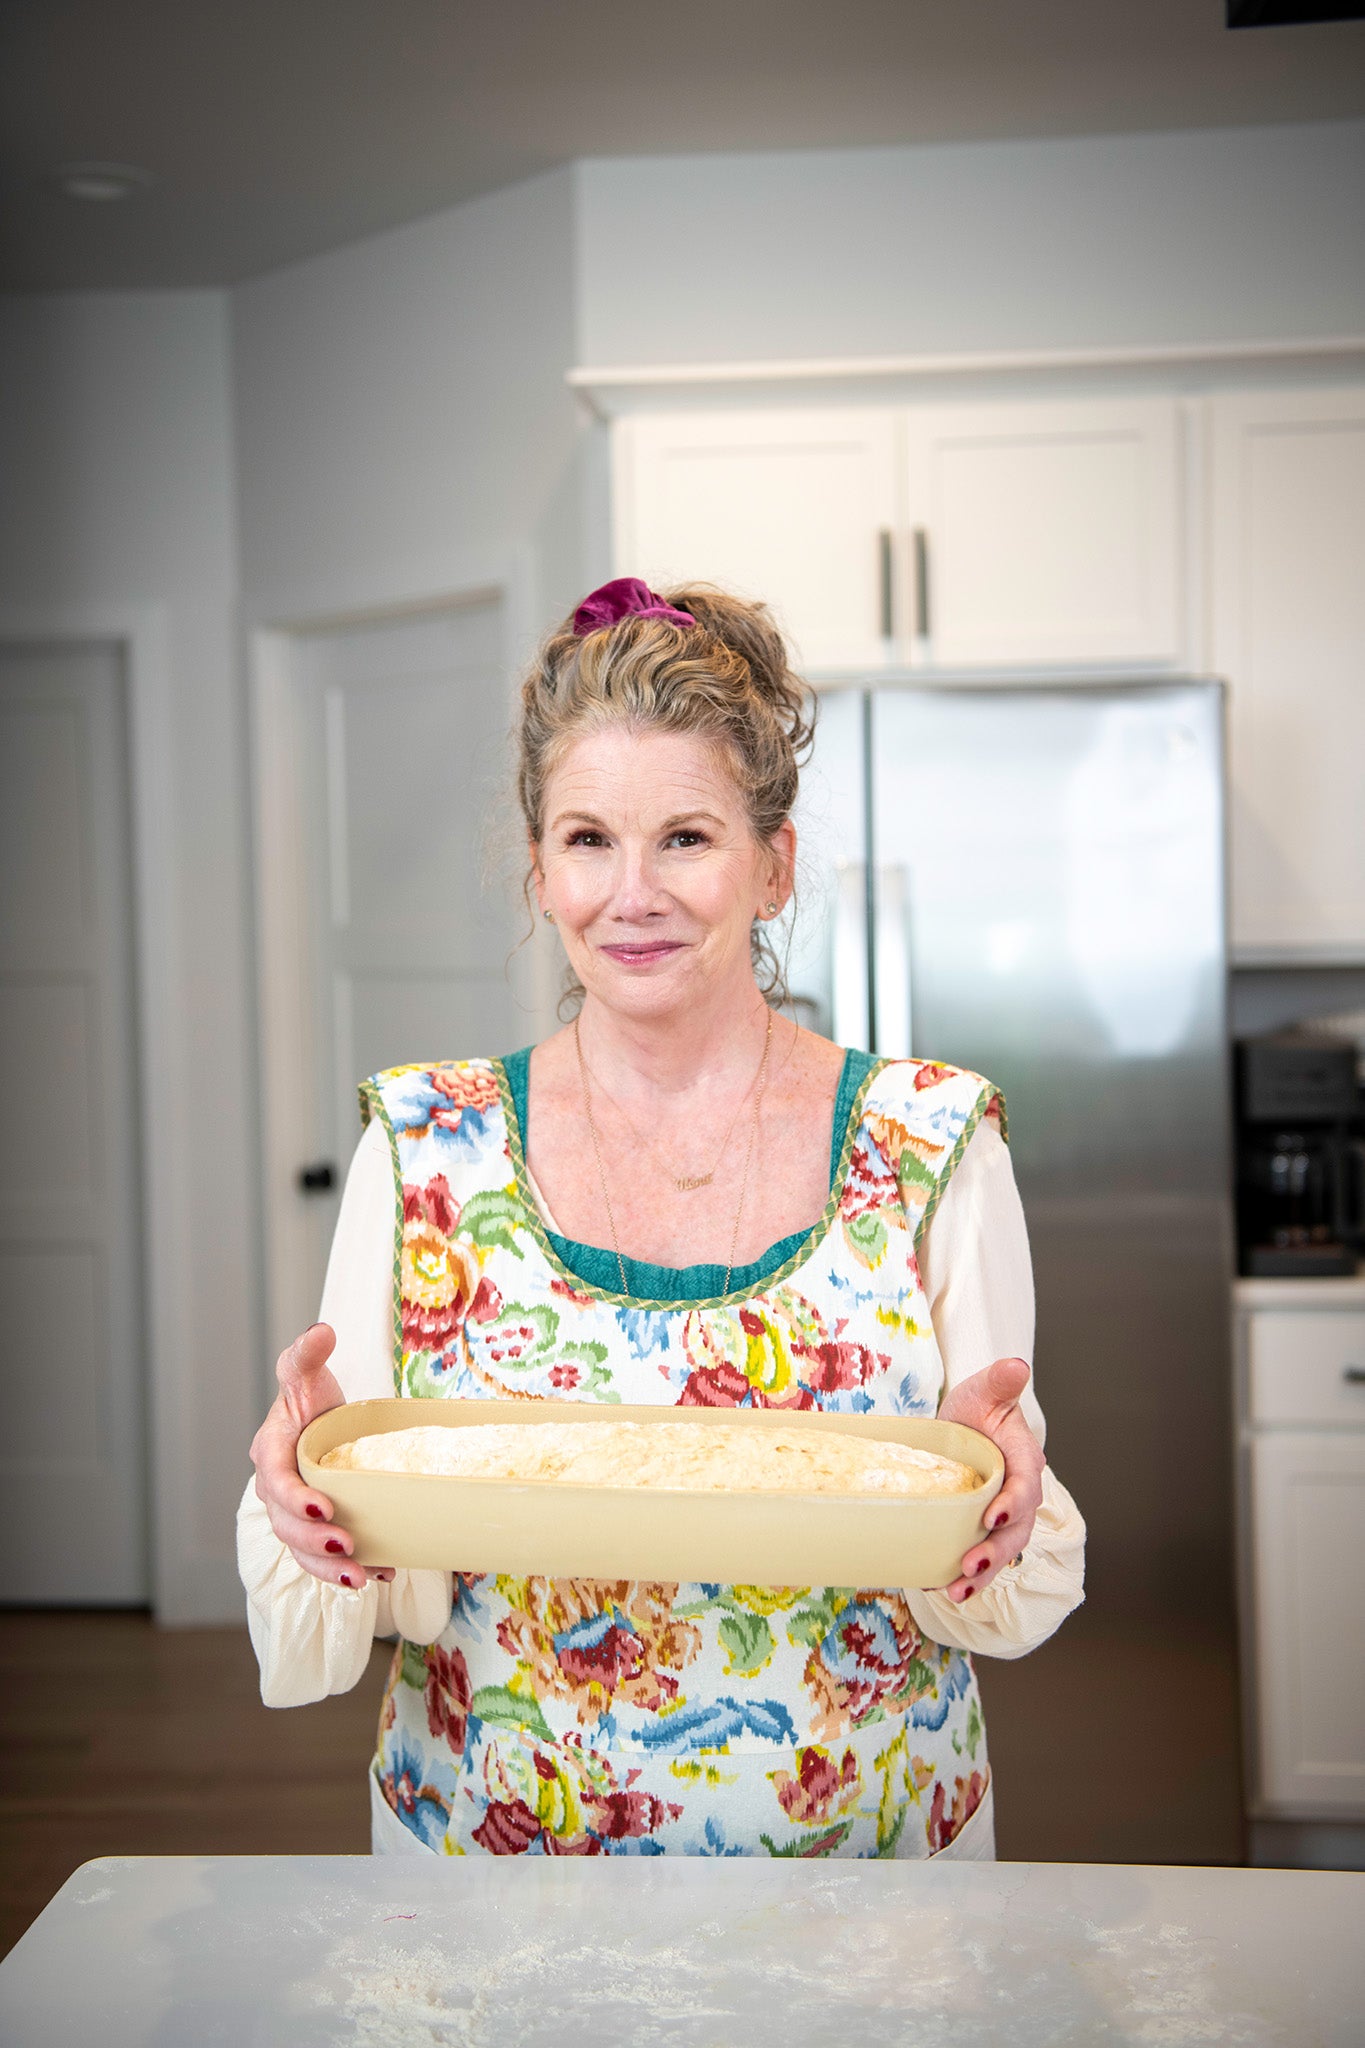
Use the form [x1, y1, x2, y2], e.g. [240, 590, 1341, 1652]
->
[1210, 387, 1365, 962]
[611, 408, 900, 674]
[902, 398, 1183, 670]
[610, 375, 1365, 965]
[612, 396, 1185, 675]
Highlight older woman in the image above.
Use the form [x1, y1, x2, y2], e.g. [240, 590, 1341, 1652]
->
[239, 578, 1084, 1860]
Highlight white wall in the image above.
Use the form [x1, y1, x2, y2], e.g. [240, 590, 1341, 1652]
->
[232, 167, 589, 629]
[0, 291, 256, 1623]
[576, 120, 1365, 364]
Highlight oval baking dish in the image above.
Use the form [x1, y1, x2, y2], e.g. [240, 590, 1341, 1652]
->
[298, 1398, 1005, 1590]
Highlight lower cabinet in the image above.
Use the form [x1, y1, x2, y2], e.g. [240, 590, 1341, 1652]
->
[1239, 1292, 1365, 1820]
[1245, 1382, 1365, 1816]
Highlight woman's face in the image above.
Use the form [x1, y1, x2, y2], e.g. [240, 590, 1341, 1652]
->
[535, 725, 792, 1022]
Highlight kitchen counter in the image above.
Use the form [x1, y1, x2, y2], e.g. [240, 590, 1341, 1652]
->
[1234, 1273, 1365, 1308]
[1, 1855, 1361, 2045]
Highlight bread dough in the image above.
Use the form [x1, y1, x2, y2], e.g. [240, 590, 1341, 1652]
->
[319, 1418, 982, 1496]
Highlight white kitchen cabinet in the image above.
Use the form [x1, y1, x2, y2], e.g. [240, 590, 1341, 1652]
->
[1249, 1433, 1365, 1814]
[1238, 1287, 1365, 1821]
[901, 397, 1183, 669]
[613, 395, 1185, 676]
[1210, 387, 1365, 961]
[611, 408, 901, 674]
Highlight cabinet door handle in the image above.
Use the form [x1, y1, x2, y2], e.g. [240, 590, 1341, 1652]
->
[878, 529, 894, 639]
[913, 526, 931, 640]
[1344, 1366, 1365, 1384]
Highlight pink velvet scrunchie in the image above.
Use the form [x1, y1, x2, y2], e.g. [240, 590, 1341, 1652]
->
[572, 576, 696, 636]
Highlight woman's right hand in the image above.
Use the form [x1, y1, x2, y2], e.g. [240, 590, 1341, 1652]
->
[249, 1322, 393, 1591]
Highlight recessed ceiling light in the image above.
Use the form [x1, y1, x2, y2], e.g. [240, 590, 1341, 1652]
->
[53, 161, 153, 203]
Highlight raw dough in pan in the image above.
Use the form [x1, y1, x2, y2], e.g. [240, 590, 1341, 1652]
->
[320, 1418, 982, 1496]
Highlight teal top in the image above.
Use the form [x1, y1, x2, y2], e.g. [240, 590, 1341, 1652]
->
[502, 1043, 878, 1304]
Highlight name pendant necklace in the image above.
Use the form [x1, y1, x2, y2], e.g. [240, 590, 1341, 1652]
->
[575, 1007, 775, 1295]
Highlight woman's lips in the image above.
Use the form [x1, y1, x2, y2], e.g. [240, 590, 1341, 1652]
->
[599, 942, 684, 965]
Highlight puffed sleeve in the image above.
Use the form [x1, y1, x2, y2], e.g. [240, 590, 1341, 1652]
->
[236, 1115, 452, 1707]
[903, 1116, 1086, 1660]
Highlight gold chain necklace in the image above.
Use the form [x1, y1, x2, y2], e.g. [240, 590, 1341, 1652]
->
[574, 1038, 766, 1195]
[575, 1009, 774, 1296]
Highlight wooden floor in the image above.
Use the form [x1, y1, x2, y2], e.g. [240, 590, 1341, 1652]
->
[0, 1609, 391, 1961]
[0, 1601, 1244, 1960]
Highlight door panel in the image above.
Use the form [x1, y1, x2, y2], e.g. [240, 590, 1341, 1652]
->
[288, 601, 523, 1325]
[0, 644, 147, 1602]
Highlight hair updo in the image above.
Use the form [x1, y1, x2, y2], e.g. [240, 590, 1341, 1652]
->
[517, 582, 816, 1001]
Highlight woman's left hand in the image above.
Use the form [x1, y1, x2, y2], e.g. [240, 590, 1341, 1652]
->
[936, 1356, 1046, 1602]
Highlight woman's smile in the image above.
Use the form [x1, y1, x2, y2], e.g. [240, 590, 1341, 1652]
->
[598, 939, 686, 966]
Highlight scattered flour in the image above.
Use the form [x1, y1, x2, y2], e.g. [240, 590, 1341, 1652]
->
[1081, 1917, 1274, 2047]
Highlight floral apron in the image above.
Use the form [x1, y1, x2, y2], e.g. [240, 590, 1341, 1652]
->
[360, 1051, 1005, 1859]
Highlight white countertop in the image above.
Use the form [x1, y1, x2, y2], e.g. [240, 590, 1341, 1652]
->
[1235, 1273, 1365, 1309]
[1, 1854, 1362, 2046]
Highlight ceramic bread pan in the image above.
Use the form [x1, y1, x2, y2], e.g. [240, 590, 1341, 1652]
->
[298, 1399, 1005, 1590]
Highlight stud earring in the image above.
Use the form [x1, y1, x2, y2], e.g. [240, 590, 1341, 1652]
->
[765, 901, 779, 917]
[543, 908, 555, 924]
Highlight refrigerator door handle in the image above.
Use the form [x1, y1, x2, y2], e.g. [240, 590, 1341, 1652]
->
[832, 861, 871, 1052]
[874, 863, 914, 1061]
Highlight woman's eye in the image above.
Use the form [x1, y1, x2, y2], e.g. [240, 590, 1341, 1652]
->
[566, 829, 607, 847]
[668, 830, 708, 849]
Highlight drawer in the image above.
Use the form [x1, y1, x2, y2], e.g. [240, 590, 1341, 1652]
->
[1247, 1310, 1365, 1426]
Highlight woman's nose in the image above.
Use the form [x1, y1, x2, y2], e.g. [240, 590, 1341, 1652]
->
[612, 850, 666, 920]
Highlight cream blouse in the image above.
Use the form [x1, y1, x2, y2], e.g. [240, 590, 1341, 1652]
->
[239, 1114, 1086, 1707]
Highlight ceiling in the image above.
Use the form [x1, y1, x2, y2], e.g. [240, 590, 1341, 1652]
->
[3, 0, 1364, 290]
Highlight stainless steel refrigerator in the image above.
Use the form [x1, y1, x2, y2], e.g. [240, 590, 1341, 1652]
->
[788, 680, 1236, 1623]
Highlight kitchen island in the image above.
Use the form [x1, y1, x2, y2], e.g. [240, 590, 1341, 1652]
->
[0, 1853, 1360, 2044]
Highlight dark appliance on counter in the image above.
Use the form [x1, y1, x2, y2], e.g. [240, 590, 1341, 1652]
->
[1235, 1028, 1365, 1277]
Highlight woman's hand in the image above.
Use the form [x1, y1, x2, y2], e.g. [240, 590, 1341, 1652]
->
[937, 1355, 1045, 1602]
[248, 1322, 393, 1591]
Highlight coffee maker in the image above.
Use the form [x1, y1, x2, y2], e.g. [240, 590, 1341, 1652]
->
[1235, 1028, 1365, 1278]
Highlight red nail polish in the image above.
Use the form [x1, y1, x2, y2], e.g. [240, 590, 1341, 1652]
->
[992, 1511, 1008, 1530]
[305, 1504, 324, 1520]
[974, 1556, 991, 1574]
[325, 1538, 344, 1555]
[961, 1585, 974, 1600]
[339, 1574, 353, 1588]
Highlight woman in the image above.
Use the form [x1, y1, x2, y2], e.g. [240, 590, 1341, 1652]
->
[240, 577, 1085, 1860]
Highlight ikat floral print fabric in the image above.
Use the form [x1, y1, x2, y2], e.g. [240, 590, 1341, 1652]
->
[359, 1052, 1004, 1858]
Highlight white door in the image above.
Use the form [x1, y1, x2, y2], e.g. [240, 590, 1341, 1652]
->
[1210, 386, 1365, 960]
[613, 409, 902, 673]
[0, 643, 147, 1601]
[1250, 1430, 1365, 1815]
[902, 397, 1183, 670]
[268, 598, 530, 1346]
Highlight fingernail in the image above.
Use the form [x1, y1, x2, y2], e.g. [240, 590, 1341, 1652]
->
[992, 1511, 1008, 1530]
[305, 1504, 324, 1520]
[325, 1538, 345, 1555]
[339, 1574, 354, 1589]
[974, 1556, 991, 1574]
[960, 1586, 974, 1600]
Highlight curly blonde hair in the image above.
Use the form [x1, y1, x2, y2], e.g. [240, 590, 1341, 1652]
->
[518, 583, 816, 1004]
